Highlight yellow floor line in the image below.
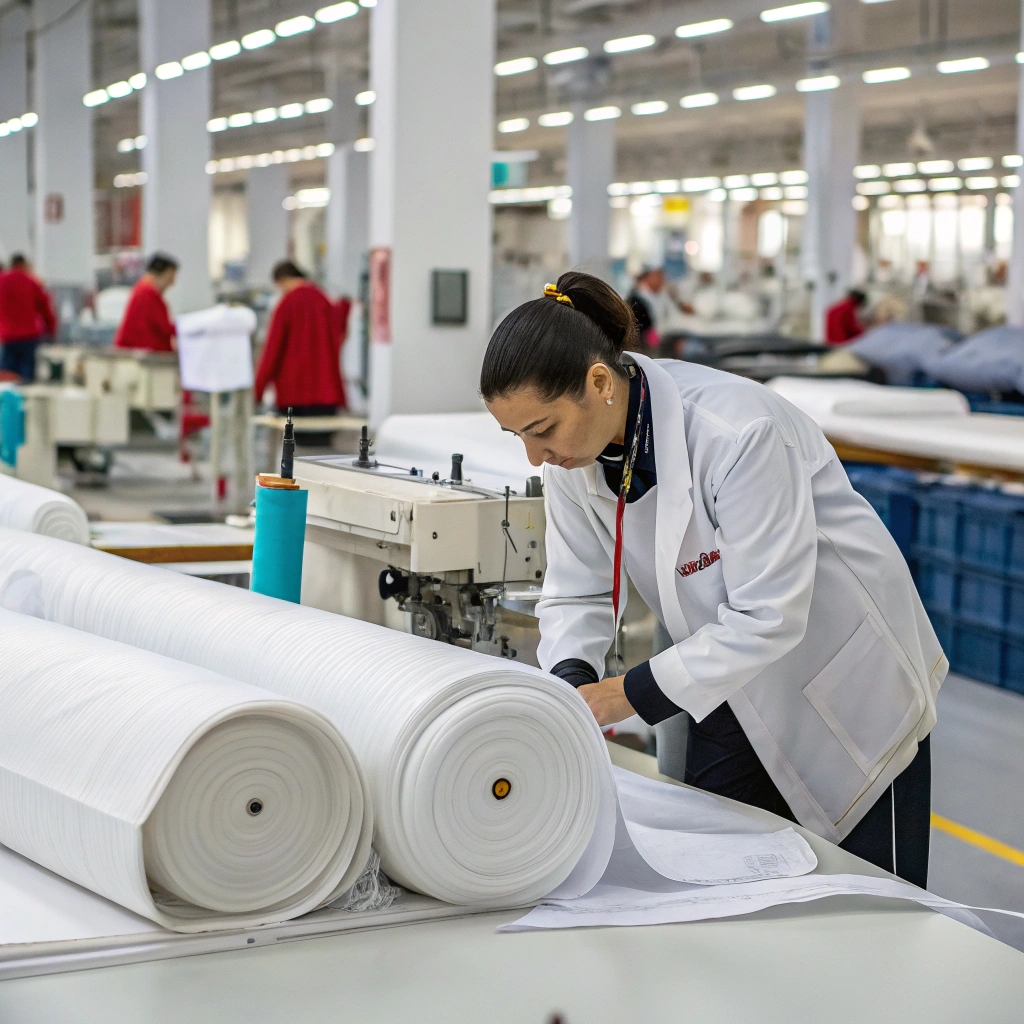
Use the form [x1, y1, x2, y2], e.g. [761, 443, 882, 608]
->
[931, 813, 1024, 869]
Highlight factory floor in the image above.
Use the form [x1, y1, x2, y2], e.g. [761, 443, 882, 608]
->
[61, 448, 1024, 952]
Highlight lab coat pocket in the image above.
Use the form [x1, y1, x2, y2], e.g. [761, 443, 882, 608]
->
[802, 614, 924, 776]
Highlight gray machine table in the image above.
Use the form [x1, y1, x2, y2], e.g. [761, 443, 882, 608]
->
[1, 745, 1020, 1023]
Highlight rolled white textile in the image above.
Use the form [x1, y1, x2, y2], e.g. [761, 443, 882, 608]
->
[0, 476, 90, 544]
[767, 376, 970, 421]
[0, 609, 369, 932]
[0, 531, 615, 907]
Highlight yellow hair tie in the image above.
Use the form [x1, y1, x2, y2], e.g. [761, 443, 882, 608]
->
[544, 283, 573, 306]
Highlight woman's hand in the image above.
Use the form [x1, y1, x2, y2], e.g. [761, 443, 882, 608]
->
[577, 675, 636, 727]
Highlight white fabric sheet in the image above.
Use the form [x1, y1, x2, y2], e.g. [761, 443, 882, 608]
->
[176, 304, 256, 393]
[768, 377, 969, 419]
[0, 611, 369, 933]
[0, 476, 89, 544]
[374, 412, 537, 492]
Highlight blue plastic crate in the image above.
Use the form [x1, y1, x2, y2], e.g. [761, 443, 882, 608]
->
[845, 464, 919, 557]
[957, 564, 1007, 630]
[1003, 636, 1024, 694]
[914, 488, 960, 559]
[914, 555, 958, 613]
[957, 490, 1024, 574]
[954, 620, 1004, 687]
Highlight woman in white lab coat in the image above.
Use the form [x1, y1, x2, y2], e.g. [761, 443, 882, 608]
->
[480, 272, 945, 885]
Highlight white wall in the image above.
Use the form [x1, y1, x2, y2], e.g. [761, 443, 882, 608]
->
[246, 165, 290, 287]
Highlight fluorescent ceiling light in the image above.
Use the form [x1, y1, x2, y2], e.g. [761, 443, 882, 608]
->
[723, 175, 750, 188]
[883, 162, 916, 176]
[608, 183, 630, 196]
[632, 100, 668, 116]
[733, 84, 776, 101]
[918, 159, 953, 174]
[181, 51, 211, 71]
[227, 112, 254, 127]
[538, 110, 573, 127]
[83, 89, 110, 107]
[760, 2, 829, 23]
[254, 107, 278, 123]
[117, 137, 135, 153]
[958, 157, 993, 171]
[966, 176, 998, 189]
[129, 72, 148, 89]
[751, 172, 779, 186]
[584, 105, 621, 121]
[682, 176, 721, 192]
[495, 57, 538, 76]
[0, 125, 11, 137]
[21, 112, 38, 128]
[5, 117, 21, 132]
[730, 187, 758, 201]
[654, 179, 680, 192]
[1002, 175, 1020, 187]
[784, 185, 809, 199]
[854, 164, 881, 178]
[242, 29, 276, 50]
[893, 178, 926, 192]
[543, 46, 588, 65]
[604, 34, 656, 54]
[1002, 155, 1023, 167]
[279, 103, 304, 118]
[135, 134, 147, 148]
[498, 117, 530, 133]
[862, 66, 910, 83]
[675, 18, 732, 39]
[937, 57, 989, 74]
[305, 97, 334, 114]
[316, 2, 360, 22]
[355, 90, 375, 105]
[857, 181, 891, 195]
[796, 74, 839, 92]
[207, 117, 228, 132]
[316, 143, 335, 156]
[780, 169, 808, 184]
[708, 188, 727, 202]
[209, 40, 242, 60]
[629, 182, 653, 194]
[928, 177, 962, 191]
[360, 0, 376, 7]
[354, 137, 375, 151]
[155, 62, 184, 80]
[276, 15, 315, 36]
[106, 80, 132, 98]
[760, 187, 784, 200]
[680, 92, 718, 108]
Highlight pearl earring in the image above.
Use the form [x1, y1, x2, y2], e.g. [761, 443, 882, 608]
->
[606, 398, 613, 405]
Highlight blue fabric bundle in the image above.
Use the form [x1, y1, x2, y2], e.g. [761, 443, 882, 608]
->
[847, 323, 959, 386]
[921, 325, 1024, 394]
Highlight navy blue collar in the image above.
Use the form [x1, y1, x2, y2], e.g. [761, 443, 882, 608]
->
[596, 363, 656, 500]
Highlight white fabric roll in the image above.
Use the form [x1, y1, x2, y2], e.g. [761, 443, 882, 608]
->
[0, 531, 615, 907]
[767, 377, 970, 421]
[0, 609, 369, 932]
[0, 476, 89, 544]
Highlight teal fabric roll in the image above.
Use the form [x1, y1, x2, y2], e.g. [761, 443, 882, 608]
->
[0, 390, 25, 468]
[250, 485, 308, 603]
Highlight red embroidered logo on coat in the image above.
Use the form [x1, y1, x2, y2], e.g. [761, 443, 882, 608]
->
[677, 550, 721, 578]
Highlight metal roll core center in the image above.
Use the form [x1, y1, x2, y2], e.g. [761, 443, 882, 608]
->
[492, 778, 511, 800]
[247, 799, 264, 817]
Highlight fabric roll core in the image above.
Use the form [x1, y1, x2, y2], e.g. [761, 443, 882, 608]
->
[492, 779, 511, 800]
[247, 799, 264, 816]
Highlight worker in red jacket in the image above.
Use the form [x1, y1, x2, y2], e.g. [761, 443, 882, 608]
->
[824, 288, 867, 345]
[255, 260, 347, 444]
[114, 253, 179, 352]
[0, 254, 58, 382]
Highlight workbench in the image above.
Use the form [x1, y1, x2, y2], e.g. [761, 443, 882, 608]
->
[1, 743, 1020, 1023]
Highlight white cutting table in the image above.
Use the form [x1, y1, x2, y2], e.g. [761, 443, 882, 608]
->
[0, 743, 1021, 1023]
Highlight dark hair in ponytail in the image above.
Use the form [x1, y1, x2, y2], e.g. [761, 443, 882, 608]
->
[480, 271, 639, 403]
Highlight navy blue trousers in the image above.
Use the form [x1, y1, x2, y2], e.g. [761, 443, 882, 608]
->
[0, 339, 41, 382]
[685, 702, 931, 887]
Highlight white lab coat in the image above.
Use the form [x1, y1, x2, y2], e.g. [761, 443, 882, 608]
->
[537, 354, 947, 843]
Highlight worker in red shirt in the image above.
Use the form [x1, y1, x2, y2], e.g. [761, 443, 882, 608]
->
[0, 254, 58, 382]
[824, 288, 868, 345]
[114, 253, 179, 352]
[255, 260, 347, 445]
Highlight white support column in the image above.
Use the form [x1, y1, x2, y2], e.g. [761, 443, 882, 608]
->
[32, 0, 94, 288]
[367, 0, 495, 425]
[326, 146, 369, 298]
[802, 13, 861, 340]
[1006, 0, 1024, 324]
[246, 165, 290, 288]
[0, 6, 32, 260]
[566, 108, 615, 279]
[139, 0, 212, 313]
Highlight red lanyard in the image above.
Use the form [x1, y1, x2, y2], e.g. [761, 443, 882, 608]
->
[612, 372, 647, 633]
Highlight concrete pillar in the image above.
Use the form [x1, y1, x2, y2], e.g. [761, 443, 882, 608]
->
[566, 109, 615, 279]
[32, 0, 94, 288]
[246, 165, 290, 288]
[0, 6, 32, 260]
[139, 0, 212, 313]
[1006, 0, 1024, 324]
[802, 12, 861, 340]
[326, 147, 369, 299]
[367, 0, 495, 425]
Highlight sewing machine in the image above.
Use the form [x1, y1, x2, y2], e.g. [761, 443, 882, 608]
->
[294, 437, 546, 664]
